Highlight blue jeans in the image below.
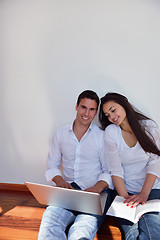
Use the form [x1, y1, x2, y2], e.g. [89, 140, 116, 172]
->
[112, 189, 160, 240]
[38, 183, 112, 240]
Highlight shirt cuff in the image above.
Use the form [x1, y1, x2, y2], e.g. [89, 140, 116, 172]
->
[98, 173, 114, 190]
[45, 169, 62, 182]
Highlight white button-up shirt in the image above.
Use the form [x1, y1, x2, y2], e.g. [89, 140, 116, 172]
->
[104, 120, 160, 193]
[45, 122, 113, 190]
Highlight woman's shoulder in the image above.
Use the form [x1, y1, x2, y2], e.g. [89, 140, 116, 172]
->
[140, 119, 160, 139]
[104, 124, 120, 136]
[140, 119, 159, 129]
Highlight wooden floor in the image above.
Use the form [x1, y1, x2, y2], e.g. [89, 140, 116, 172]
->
[0, 189, 122, 240]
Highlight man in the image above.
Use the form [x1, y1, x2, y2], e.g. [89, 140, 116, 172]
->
[38, 90, 113, 240]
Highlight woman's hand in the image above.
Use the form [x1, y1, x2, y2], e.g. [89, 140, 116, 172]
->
[124, 193, 148, 208]
[124, 174, 157, 208]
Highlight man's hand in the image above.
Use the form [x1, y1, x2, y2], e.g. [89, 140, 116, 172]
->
[84, 180, 108, 194]
[52, 175, 74, 189]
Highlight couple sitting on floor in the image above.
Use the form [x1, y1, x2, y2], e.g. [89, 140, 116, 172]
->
[38, 90, 160, 240]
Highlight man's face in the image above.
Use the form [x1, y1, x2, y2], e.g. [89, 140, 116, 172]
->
[75, 98, 98, 127]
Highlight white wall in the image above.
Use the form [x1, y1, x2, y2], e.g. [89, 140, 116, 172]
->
[0, 0, 160, 184]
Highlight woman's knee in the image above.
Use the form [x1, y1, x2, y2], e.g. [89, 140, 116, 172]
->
[138, 213, 160, 240]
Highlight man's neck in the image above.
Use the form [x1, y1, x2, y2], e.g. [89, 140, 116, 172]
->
[73, 121, 91, 142]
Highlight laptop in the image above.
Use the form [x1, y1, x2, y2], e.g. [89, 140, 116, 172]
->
[25, 182, 108, 215]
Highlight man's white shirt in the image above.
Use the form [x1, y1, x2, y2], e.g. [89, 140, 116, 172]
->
[45, 122, 113, 190]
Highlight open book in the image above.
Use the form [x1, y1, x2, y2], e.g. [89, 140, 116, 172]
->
[107, 195, 160, 223]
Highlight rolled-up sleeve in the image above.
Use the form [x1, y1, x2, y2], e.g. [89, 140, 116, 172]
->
[98, 172, 114, 190]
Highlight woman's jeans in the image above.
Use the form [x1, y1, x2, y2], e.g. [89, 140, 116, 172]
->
[38, 183, 112, 240]
[112, 189, 160, 240]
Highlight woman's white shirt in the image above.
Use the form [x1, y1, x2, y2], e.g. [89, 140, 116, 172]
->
[104, 120, 160, 193]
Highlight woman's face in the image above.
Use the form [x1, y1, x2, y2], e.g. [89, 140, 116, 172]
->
[102, 101, 127, 126]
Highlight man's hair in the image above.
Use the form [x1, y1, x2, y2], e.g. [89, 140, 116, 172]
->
[77, 90, 99, 109]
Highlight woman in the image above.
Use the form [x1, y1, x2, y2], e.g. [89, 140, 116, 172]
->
[99, 92, 160, 240]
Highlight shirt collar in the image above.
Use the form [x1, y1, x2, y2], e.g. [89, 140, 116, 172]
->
[69, 120, 93, 132]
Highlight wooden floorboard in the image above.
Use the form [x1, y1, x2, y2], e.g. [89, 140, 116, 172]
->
[0, 189, 122, 240]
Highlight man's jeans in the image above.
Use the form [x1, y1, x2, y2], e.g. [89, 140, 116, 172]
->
[113, 189, 160, 240]
[38, 183, 112, 240]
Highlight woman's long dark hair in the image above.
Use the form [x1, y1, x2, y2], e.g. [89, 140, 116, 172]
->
[99, 92, 160, 156]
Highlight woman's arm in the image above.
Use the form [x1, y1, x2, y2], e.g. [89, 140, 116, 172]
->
[112, 175, 128, 198]
[124, 173, 157, 207]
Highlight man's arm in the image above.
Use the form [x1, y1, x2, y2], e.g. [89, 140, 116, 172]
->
[45, 130, 63, 182]
[52, 175, 73, 189]
[97, 139, 114, 190]
[84, 180, 108, 194]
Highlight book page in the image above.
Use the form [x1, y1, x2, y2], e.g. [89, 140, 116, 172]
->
[135, 199, 160, 222]
[107, 196, 160, 223]
[107, 196, 137, 223]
